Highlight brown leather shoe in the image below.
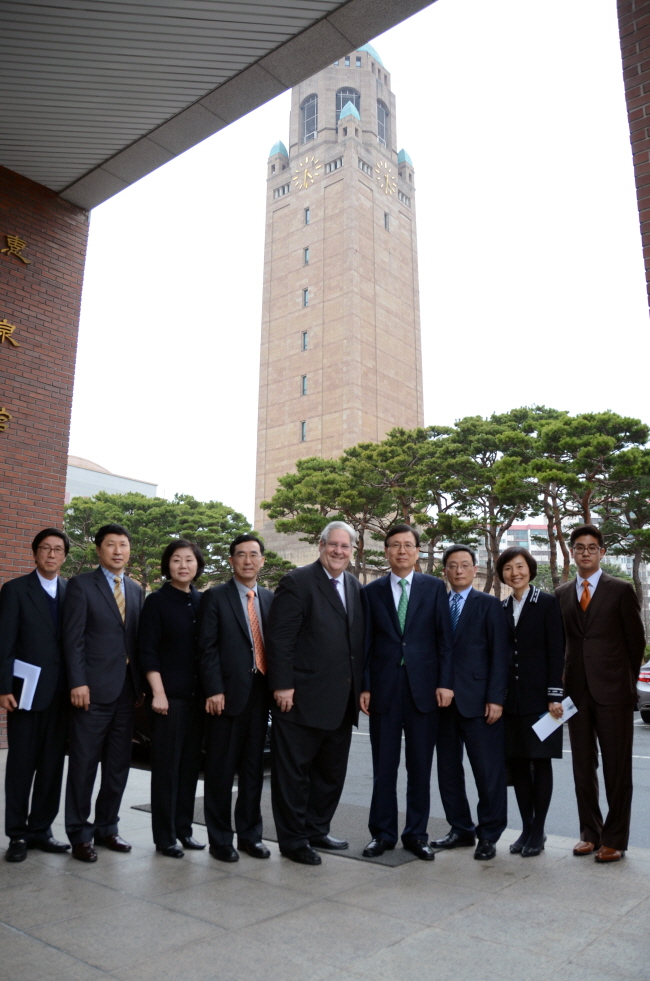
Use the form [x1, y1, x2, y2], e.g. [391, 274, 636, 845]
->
[94, 834, 132, 852]
[72, 842, 98, 863]
[573, 840, 596, 856]
[594, 846, 624, 863]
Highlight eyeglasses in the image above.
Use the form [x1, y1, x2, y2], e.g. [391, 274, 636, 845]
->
[324, 542, 352, 551]
[37, 545, 65, 555]
[572, 545, 602, 554]
[387, 543, 418, 551]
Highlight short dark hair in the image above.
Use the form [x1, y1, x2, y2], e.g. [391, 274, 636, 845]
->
[384, 523, 420, 548]
[160, 539, 205, 580]
[496, 546, 537, 583]
[570, 524, 604, 548]
[31, 527, 70, 556]
[229, 534, 265, 556]
[442, 544, 477, 567]
[94, 523, 131, 547]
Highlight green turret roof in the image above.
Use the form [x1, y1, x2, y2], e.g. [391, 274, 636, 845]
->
[269, 140, 288, 158]
[357, 43, 384, 67]
[398, 148, 413, 166]
[339, 101, 360, 120]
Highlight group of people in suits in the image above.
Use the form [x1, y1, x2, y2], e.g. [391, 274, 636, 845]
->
[0, 517, 645, 869]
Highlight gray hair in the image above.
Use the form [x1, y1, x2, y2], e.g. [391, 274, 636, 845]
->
[320, 520, 357, 547]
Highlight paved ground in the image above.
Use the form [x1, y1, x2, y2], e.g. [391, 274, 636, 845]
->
[1, 751, 649, 981]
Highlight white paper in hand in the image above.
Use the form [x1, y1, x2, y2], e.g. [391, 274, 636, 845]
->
[13, 660, 41, 711]
[532, 696, 578, 742]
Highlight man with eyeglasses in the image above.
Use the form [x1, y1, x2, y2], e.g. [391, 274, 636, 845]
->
[0, 528, 70, 862]
[266, 521, 364, 865]
[556, 524, 645, 863]
[431, 545, 509, 860]
[198, 534, 274, 862]
[360, 524, 453, 860]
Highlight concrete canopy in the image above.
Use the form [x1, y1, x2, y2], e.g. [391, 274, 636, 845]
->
[1, 0, 434, 210]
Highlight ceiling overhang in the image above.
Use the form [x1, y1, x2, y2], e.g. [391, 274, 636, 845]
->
[1, 0, 433, 210]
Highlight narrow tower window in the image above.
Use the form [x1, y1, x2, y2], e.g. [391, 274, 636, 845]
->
[344, 56, 350, 67]
[356, 56, 362, 67]
[304, 247, 310, 265]
[300, 421, 307, 442]
[302, 288, 309, 307]
[304, 207, 310, 225]
[301, 331, 308, 351]
[301, 375, 308, 395]
[300, 94, 318, 143]
[384, 213, 390, 231]
[377, 101, 388, 146]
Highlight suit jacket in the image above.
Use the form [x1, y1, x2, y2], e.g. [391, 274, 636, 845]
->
[0, 570, 67, 711]
[556, 572, 645, 707]
[502, 586, 565, 715]
[450, 587, 509, 718]
[62, 567, 143, 704]
[266, 559, 364, 730]
[361, 572, 453, 714]
[198, 577, 274, 716]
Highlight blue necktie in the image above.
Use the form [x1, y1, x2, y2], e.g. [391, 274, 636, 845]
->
[450, 593, 461, 633]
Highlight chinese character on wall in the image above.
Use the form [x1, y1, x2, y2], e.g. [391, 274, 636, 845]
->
[1, 235, 31, 264]
[0, 319, 19, 347]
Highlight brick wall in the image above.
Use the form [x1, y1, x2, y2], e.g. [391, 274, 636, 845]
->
[0, 165, 89, 747]
[618, 1, 650, 306]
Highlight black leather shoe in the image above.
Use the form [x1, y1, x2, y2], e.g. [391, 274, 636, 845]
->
[29, 836, 70, 853]
[309, 834, 348, 850]
[280, 845, 322, 865]
[474, 839, 497, 860]
[403, 839, 435, 861]
[430, 831, 476, 849]
[5, 839, 27, 862]
[72, 842, 98, 863]
[94, 834, 131, 852]
[362, 838, 395, 858]
[209, 844, 239, 863]
[238, 840, 271, 859]
[509, 833, 529, 855]
[521, 835, 546, 858]
[179, 836, 205, 850]
[157, 844, 184, 858]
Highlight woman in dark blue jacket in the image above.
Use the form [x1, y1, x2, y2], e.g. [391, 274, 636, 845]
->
[496, 547, 565, 857]
[138, 539, 205, 857]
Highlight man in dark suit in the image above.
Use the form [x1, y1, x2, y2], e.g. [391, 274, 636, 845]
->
[0, 528, 70, 862]
[556, 524, 645, 863]
[62, 523, 143, 862]
[431, 545, 509, 860]
[360, 524, 453, 860]
[198, 534, 274, 863]
[266, 520, 364, 865]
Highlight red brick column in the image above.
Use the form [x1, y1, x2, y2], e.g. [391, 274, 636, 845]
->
[618, 1, 650, 306]
[0, 166, 88, 746]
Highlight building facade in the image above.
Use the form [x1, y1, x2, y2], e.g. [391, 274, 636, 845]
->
[65, 456, 157, 502]
[254, 44, 424, 562]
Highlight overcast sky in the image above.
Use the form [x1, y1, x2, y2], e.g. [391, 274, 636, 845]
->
[69, 0, 649, 523]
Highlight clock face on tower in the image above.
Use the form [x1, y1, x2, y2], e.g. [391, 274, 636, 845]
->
[292, 155, 323, 189]
[375, 160, 397, 195]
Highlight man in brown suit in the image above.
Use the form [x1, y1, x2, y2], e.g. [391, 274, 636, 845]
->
[556, 524, 645, 863]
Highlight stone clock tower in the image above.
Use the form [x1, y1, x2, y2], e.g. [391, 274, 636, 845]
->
[254, 44, 424, 562]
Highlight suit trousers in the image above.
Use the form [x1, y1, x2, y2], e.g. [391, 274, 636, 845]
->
[65, 673, 135, 844]
[368, 668, 438, 844]
[148, 697, 204, 848]
[5, 693, 69, 840]
[204, 671, 269, 847]
[436, 701, 507, 842]
[568, 690, 634, 850]
[271, 698, 354, 851]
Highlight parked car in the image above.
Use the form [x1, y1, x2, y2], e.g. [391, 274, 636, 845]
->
[637, 661, 650, 724]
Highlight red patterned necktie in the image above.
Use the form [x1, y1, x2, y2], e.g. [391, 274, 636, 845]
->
[247, 590, 266, 674]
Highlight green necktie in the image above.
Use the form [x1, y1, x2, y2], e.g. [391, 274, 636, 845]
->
[397, 578, 409, 633]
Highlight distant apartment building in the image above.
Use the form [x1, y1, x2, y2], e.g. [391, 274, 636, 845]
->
[66, 456, 157, 503]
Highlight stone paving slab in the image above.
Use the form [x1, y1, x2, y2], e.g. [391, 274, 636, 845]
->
[1, 752, 649, 981]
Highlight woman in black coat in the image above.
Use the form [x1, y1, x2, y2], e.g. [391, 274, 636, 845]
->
[496, 547, 565, 858]
[138, 539, 206, 857]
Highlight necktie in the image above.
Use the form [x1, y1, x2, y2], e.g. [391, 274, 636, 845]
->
[580, 580, 591, 612]
[397, 579, 409, 633]
[247, 590, 266, 674]
[330, 578, 344, 606]
[113, 576, 126, 623]
[450, 593, 461, 633]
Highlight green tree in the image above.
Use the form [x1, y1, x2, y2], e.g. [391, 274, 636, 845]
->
[597, 447, 650, 610]
[63, 492, 293, 590]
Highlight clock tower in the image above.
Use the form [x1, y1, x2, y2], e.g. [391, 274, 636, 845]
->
[255, 44, 424, 562]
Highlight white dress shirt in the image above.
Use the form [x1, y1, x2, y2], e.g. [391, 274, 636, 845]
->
[448, 584, 473, 616]
[326, 568, 347, 610]
[511, 586, 530, 626]
[390, 570, 414, 610]
[575, 568, 602, 603]
[36, 569, 58, 598]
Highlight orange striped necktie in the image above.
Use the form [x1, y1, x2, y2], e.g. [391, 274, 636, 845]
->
[113, 576, 126, 622]
[247, 589, 266, 674]
[580, 580, 591, 612]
